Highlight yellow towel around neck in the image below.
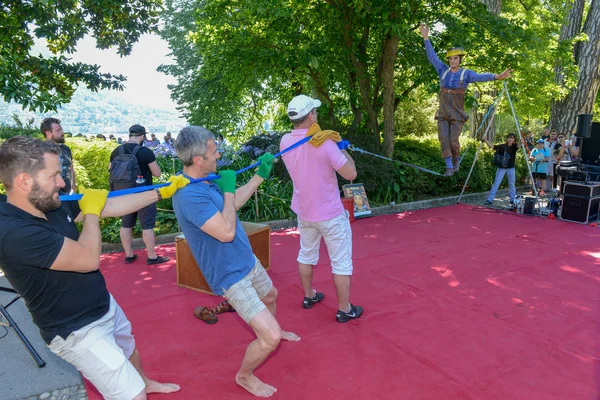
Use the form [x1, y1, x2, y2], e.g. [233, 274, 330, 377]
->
[306, 123, 341, 147]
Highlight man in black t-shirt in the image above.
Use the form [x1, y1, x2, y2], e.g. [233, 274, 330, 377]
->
[483, 133, 520, 205]
[0, 136, 187, 400]
[109, 124, 170, 265]
[41, 117, 76, 195]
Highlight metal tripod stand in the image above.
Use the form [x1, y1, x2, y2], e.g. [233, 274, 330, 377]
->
[458, 81, 540, 209]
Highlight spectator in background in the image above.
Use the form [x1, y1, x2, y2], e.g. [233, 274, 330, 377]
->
[117, 137, 123, 145]
[484, 133, 519, 206]
[523, 131, 534, 153]
[530, 139, 550, 195]
[166, 132, 173, 145]
[109, 134, 116, 142]
[41, 117, 76, 195]
[109, 124, 170, 265]
[150, 133, 160, 145]
[544, 130, 561, 190]
[541, 128, 550, 140]
[559, 133, 580, 162]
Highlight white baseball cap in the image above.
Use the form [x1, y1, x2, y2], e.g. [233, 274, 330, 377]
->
[287, 95, 321, 121]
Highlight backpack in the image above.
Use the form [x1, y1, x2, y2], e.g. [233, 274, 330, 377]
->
[109, 145, 143, 191]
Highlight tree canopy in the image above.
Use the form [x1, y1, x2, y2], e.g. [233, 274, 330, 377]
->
[0, 0, 163, 112]
[160, 0, 599, 152]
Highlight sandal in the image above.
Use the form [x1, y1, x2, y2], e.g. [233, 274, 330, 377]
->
[213, 301, 235, 314]
[193, 306, 218, 324]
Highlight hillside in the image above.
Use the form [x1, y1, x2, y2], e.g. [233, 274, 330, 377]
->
[0, 87, 187, 135]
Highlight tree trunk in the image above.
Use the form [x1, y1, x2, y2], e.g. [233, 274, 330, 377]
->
[470, 0, 502, 139]
[554, 0, 585, 87]
[550, 0, 600, 134]
[381, 35, 399, 157]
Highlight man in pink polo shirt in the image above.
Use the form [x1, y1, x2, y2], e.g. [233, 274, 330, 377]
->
[280, 94, 364, 323]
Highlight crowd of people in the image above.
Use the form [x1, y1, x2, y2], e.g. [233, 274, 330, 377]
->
[483, 128, 580, 205]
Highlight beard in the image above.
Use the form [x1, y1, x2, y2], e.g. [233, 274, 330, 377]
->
[29, 181, 61, 213]
[55, 136, 65, 144]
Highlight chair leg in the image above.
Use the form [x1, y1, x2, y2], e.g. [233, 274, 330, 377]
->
[0, 304, 46, 368]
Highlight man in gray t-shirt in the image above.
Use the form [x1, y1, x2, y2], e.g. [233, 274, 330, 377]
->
[41, 117, 76, 195]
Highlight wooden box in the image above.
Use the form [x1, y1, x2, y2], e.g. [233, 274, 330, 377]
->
[175, 221, 271, 295]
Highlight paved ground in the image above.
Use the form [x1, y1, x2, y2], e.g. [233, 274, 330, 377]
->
[0, 277, 83, 400]
[0, 186, 555, 400]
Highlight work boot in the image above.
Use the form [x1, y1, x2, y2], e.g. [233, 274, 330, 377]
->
[452, 158, 460, 172]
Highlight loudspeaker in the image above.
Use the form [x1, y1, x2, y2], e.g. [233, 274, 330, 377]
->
[577, 113, 593, 138]
[560, 181, 600, 224]
[581, 122, 600, 165]
[523, 197, 535, 215]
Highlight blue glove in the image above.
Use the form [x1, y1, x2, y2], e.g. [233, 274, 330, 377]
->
[337, 140, 351, 150]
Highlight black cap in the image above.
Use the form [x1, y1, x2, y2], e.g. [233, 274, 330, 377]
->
[129, 124, 147, 136]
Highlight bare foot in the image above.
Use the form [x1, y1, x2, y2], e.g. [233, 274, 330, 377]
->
[145, 380, 181, 394]
[281, 330, 300, 341]
[236, 373, 277, 397]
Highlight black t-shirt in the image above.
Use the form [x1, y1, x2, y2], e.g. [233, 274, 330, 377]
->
[0, 201, 110, 344]
[110, 143, 157, 186]
[58, 144, 73, 194]
[493, 143, 519, 169]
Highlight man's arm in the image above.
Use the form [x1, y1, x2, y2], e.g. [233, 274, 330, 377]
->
[148, 161, 161, 177]
[234, 174, 264, 211]
[51, 214, 102, 273]
[100, 190, 160, 219]
[337, 150, 357, 181]
[70, 163, 76, 191]
[52, 188, 109, 273]
[198, 192, 237, 242]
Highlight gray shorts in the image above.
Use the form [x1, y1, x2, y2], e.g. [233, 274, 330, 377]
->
[121, 202, 157, 230]
[223, 257, 273, 324]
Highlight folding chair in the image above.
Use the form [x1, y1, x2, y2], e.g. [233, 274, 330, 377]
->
[0, 286, 46, 367]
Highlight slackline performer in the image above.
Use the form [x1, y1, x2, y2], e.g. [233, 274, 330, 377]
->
[420, 23, 512, 176]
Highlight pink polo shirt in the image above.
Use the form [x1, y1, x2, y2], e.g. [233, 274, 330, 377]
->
[280, 128, 347, 222]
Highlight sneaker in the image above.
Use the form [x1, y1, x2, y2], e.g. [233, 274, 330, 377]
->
[484, 200, 493, 205]
[147, 255, 170, 265]
[302, 291, 324, 309]
[336, 304, 364, 323]
[444, 168, 454, 177]
[124, 254, 138, 264]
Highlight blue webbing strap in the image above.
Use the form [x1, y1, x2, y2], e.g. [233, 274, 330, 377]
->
[59, 135, 313, 202]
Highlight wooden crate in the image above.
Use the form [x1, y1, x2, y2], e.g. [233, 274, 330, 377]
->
[176, 221, 271, 295]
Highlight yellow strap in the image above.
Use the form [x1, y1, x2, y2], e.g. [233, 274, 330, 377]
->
[306, 123, 342, 147]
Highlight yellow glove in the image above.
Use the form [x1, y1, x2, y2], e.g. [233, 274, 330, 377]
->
[306, 123, 342, 148]
[78, 187, 109, 217]
[158, 175, 190, 199]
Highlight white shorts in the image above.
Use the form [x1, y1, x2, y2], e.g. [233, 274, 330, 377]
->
[297, 211, 353, 275]
[48, 295, 145, 400]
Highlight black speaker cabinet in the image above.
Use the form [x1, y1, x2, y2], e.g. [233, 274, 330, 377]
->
[560, 181, 600, 224]
[581, 122, 600, 165]
[577, 113, 593, 138]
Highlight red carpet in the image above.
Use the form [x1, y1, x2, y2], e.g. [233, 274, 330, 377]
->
[88, 204, 600, 400]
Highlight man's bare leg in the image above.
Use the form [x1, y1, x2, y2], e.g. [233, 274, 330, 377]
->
[236, 309, 282, 397]
[298, 262, 314, 298]
[334, 274, 351, 312]
[129, 348, 180, 394]
[120, 227, 134, 258]
[261, 288, 300, 342]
